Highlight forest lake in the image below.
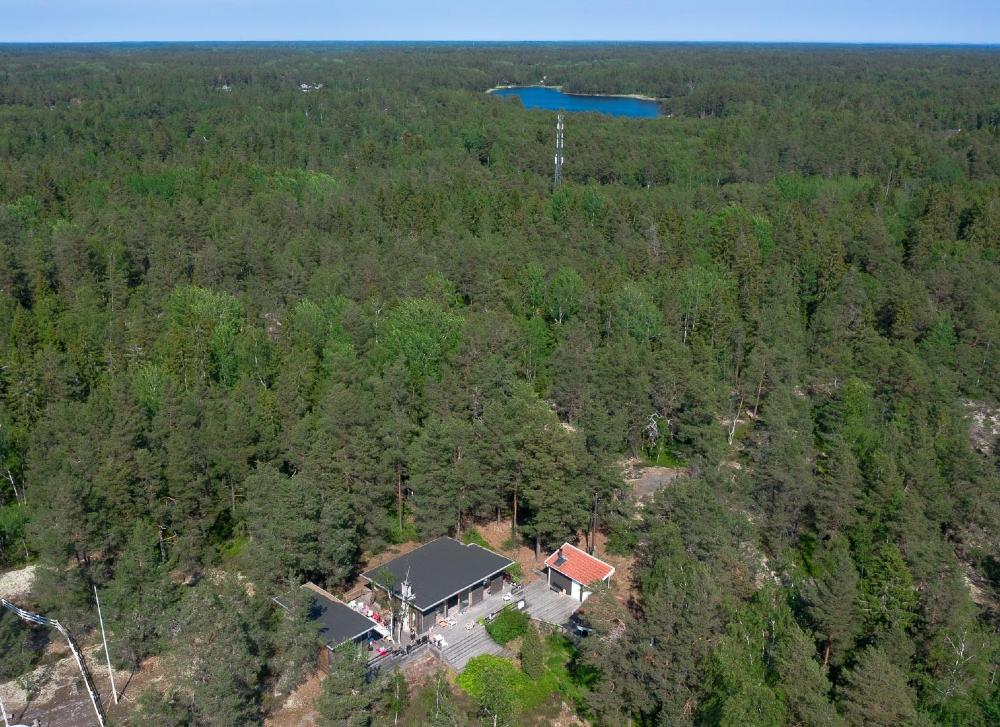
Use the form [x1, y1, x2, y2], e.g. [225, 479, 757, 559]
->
[487, 85, 661, 118]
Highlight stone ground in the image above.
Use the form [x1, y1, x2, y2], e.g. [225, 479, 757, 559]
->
[621, 456, 690, 502]
[0, 564, 36, 601]
[0, 564, 167, 727]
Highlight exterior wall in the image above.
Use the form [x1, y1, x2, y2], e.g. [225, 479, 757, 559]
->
[549, 569, 573, 595]
[413, 611, 434, 634]
[570, 580, 582, 600]
[471, 583, 484, 605]
[489, 573, 503, 594]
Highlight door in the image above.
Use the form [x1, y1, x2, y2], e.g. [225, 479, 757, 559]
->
[550, 569, 572, 595]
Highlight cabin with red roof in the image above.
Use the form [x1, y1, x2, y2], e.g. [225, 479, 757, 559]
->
[543, 543, 614, 602]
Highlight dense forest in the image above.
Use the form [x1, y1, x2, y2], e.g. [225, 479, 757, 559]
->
[0, 42, 999, 725]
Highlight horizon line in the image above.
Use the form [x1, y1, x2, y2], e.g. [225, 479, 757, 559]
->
[1, 39, 999, 46]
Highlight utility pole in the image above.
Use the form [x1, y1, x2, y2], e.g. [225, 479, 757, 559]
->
[1, 599, 106, 727]
[94, 586, 118, 705]
[554, 112, 564, 186]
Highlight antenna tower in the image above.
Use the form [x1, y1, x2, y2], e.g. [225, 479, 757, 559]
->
[554, 112, 565, 186]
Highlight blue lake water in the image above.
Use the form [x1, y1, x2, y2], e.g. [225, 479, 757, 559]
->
[489, 86, 661, 118]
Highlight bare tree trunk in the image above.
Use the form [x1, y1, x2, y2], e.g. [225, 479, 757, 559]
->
[822, 634, 832, 670]
[752, 362, 766, 419]
[511, 488, 518, 536]
[976, 341, 991, 388]
[589, 494, 598, 555]
[728, 394, 745, 446]
[396, 464, 404, 532]
[7, 469, 22, 504]
[535, 532, 541, 561]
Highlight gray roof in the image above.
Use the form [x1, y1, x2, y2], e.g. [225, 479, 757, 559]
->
[361, 537, 514, 612]
[307, 591, 379, 648]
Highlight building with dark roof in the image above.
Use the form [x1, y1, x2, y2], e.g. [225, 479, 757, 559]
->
[543, 543, 614, 602]
[303, 583, 381, 649]
[361, 536, 514, 635]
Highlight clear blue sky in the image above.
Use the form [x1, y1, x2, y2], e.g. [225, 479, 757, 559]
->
[1, 0, 997, 44]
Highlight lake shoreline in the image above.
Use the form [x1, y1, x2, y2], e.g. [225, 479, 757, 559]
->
[485, 84, 661, 103]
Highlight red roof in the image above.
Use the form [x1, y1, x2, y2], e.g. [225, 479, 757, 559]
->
[544, 543, 614, 585]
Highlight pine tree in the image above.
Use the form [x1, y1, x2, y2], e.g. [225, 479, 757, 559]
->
[838, 647, 918, 726]
[773, 622, 845, 726]
[801, 536, 861, 669]
[105, 520, 180, 670]
[317, 646, 378, 726]
[169, 577, 269, 727]
[407, 415, 483, 538]
[811, 434, 863, 538]
[244, 465, 322, 588]
[273, 584, 323, 694]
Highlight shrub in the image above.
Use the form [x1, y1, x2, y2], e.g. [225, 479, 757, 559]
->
[504, 561, 523, 583]
[461, 528, 490, 549]
[486, 607, 529, 645]
[520, 623, 544, 679]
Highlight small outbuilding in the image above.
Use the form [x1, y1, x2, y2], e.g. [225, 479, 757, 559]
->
[543, 543, 614, 602]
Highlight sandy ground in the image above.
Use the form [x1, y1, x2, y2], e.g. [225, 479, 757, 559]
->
[477, 520, 544, 582]
[266, 670, 323, 727]
[0, 564, 36, 601]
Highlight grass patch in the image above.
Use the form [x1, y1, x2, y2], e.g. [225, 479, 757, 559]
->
[530, 632, 598, 710]
[389, 520, 419, 545]
[461, 528, 491, 549]
[642, 446, 685, 467]
[218, 534, 248, 562]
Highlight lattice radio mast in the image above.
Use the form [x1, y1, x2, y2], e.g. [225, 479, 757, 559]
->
[554, 112, 565, 186]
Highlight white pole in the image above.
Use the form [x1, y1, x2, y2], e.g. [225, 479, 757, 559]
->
[59, 623, 106, 727]
[2, 598, 105, 726]
[93, 586, 118, 705]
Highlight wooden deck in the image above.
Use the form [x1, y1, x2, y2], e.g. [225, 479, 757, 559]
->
[398, 578, 584, 673]
[522, 578, 582, 627]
